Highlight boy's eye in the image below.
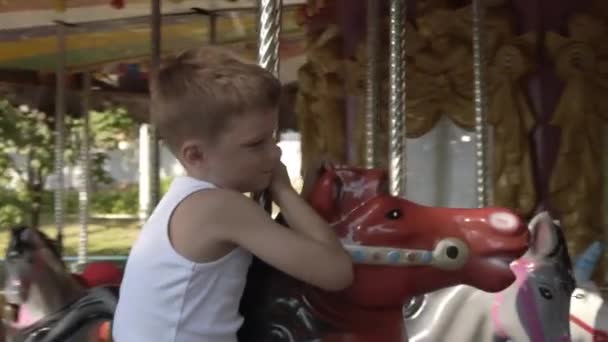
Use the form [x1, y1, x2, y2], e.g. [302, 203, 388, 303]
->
[246, 139, 265, 147]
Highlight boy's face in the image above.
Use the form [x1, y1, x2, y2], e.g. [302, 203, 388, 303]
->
[201, 109, 281, 193]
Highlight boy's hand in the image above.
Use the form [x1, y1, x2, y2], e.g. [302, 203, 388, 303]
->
[270, 161, 294, 199]
[300, 156, 336, 198]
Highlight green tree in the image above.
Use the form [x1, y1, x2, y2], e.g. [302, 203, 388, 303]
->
[0, 99, 136, 228]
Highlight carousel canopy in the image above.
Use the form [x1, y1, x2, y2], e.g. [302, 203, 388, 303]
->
[0, 0, 307, 125]
[0, 0, 307, 72]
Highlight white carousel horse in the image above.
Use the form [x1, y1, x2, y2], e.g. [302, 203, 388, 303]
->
[404, 212, 575, 342]
[570, 241, 608, 342]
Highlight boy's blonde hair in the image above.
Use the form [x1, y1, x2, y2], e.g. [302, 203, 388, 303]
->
[150, 47, 281, 153]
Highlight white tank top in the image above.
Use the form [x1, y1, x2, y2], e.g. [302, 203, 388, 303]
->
[112, 176, 252, 342]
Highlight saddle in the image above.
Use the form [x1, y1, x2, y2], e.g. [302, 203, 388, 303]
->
[10, 286, 118, 342]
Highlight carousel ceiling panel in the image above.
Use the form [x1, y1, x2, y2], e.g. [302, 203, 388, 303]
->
[0, 5, 305, 71]
[0, 0, 306, 29]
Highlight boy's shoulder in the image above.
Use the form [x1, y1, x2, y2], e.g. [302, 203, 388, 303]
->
[174, 187, 261, 224]
[185, 186, 248, 204]
[168, 188, 266, 261]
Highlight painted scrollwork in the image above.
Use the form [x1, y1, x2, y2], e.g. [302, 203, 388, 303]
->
[545, 12, 608, 266]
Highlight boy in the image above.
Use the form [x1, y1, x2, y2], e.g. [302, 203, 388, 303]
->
[112, 47, 354, 342]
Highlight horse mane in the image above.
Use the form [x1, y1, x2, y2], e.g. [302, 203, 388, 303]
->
[549, 221, 576, 292]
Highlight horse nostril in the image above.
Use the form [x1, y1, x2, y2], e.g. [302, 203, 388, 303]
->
[488, 212, 519, 233]
[446, 246, 459, 259]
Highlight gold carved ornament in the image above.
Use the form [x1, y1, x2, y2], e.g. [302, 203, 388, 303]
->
[545, 13, 608, 262]
[296, 25, 348, 173]
[486, 37, 537, 217]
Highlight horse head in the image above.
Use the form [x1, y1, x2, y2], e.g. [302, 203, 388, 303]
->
[4, 226, 68, 308]
[492, 212, 575, 342]
[305, 163, 528, 296]
[3, 226, 117, 342]
[324, 196, 528, 308]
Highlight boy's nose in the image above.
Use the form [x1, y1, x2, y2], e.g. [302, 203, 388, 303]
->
[272, 144, 282, 161]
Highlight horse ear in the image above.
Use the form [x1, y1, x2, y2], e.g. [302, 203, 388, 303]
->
[528, 211, 558, 257]
[323, 160, 335, 171]
[573, 241, 605, 283]
[10, 225, 27, 237]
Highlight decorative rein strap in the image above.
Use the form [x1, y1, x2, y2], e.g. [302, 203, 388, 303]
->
[343, 238, 469, 270]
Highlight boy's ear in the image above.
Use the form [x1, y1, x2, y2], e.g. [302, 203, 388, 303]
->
[181, 140, 205, 165]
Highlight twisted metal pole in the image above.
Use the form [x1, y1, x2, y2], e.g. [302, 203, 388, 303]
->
[54, 23, 67, 252]
[472, 0, 490, 207]
[78, 72, 91, 266]
[365, 0, 380, 169]
[257, 0, 282, 76]
[256, 0, 282, 213]
[388, 0, 407, 197]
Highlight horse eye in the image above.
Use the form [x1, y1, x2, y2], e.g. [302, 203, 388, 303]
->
[539, 287, 553, 300]
[386, 209, 402, 220]
[445, 246, 459, 259]
[433, 239, 469, 270]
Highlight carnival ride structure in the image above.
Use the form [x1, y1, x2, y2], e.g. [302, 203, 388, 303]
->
[1, 0, 608, 341]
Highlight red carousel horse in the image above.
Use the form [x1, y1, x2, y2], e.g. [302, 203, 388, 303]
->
[237, 162, 530, 342]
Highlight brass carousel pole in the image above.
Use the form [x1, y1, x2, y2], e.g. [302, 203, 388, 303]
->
[388, 0, 407, 197]
[54, 22, 67, 253]
[256, 0, 282, 212]
[472, 0, 490, 207]
[365, 0, 380, 168]
[77, 72, 91, 266]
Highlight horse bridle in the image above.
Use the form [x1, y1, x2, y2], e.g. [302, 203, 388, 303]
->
[343, 238, 470, 270]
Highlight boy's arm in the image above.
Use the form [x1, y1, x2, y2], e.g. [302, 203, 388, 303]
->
[271, 184, 343, 250]
[199, 189, 353, 291]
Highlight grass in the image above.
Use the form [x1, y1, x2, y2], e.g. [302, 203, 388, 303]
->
[0, 216, 141, 258]
[0, 178, 304, 258]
